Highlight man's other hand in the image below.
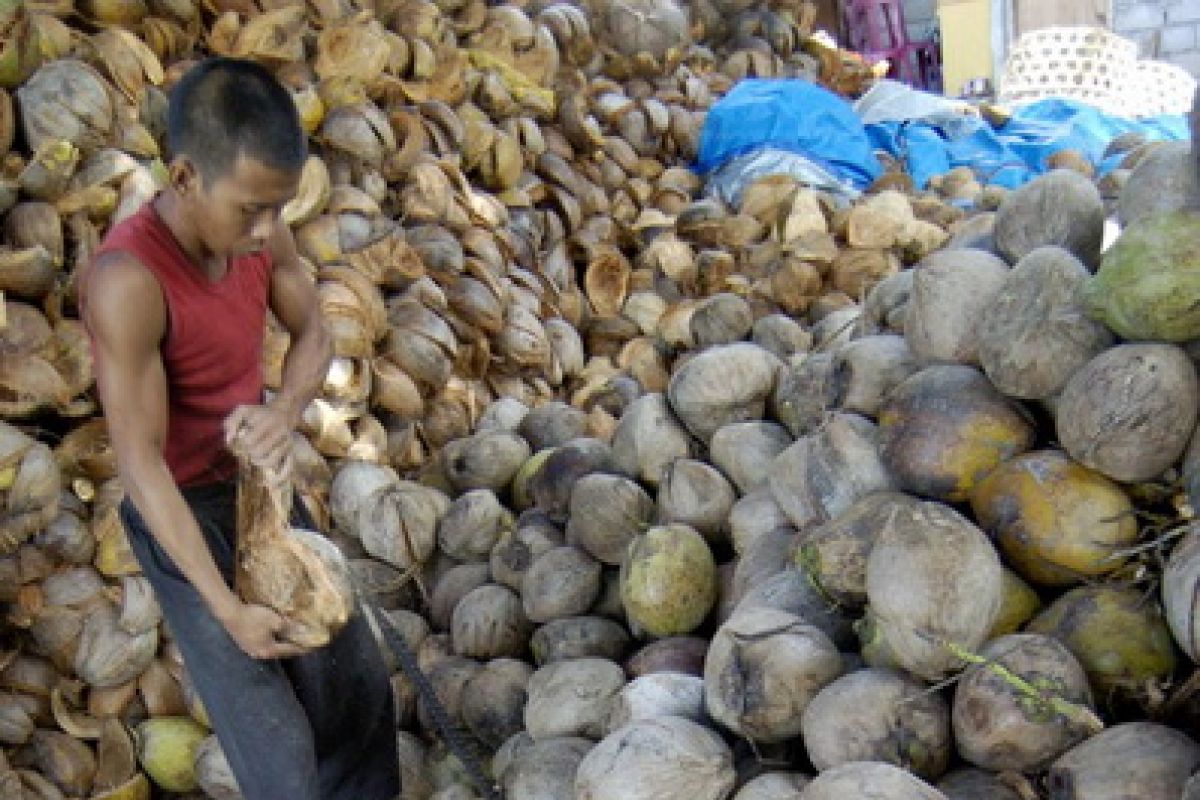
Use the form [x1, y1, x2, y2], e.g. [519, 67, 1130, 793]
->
[224, 403, 295, 479]
[221, 601, 311, 660]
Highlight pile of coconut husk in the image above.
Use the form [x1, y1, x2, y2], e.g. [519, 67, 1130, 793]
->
[4, 0, 1200, 798]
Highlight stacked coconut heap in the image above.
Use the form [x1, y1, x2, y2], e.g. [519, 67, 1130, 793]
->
[1, 0, 1197, 798]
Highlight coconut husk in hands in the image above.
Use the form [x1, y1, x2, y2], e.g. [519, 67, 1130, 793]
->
[234, 447, 354, 650]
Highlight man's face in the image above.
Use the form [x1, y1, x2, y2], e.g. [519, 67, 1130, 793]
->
[186, 154, 300, 259]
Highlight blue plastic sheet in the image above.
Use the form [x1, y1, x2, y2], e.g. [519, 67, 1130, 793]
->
[865, 97, 1190, 190]
[695, 78, 1190, 196]
[695, 79, 884, 189]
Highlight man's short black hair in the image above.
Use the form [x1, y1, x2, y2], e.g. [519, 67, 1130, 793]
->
[167, 57, 306, 182]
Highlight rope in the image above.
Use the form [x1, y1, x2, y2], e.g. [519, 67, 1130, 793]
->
[363, 601, 504, 800]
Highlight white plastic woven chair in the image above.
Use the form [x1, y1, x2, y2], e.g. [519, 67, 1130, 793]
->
[1121, 59, 1198, 117]
[997, 26, 1138, 116]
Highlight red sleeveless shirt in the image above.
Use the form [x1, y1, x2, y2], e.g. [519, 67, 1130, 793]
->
[87, 201, 272, 486]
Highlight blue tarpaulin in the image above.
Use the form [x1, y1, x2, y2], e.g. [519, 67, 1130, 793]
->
[865, 97, 1190, 190]
[695, 79, 884, 188]
[695, 78, 1190, 194]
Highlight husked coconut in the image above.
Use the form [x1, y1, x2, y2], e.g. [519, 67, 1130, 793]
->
[691, 292, 754, 347]
[475, 397, 529, 434]
[797, 491, 925, 608]
[451, 583, 531, 660]
[829, 335, 919, 418]
[441, 430, 531, 493]
[429, 563, 490, 631]
[610, 393, 694, 486]
[437, 489, 512, 563]
[1047, 722, 1200, 800]
[566, 473, 655, 565]
[771, 353, 838, 438]
[528, 438, 615, 522]
[704, 607, 843, 743]
[667, 343, 781, 444]
[977, 246, 1113, 399]
[904, 248, 1009, 366]
[858, 270, 913, 336]
[489, 517, 562, 592]
[952, 634, 1095, 773]
[801, 667, 951, 779]
[1162, 530, 1200, 661]
[522, 546, 602, 624]
[994, 169, 1106, 268]
[499, 735, 593, 800]
[878, 365, 1034, 502]
[656, 458, 735, 541]
[530, 616, 632, 666]
[460, 658, 532, 748]
[734, 772, 812, 799]
[863, 500, 1003, 681]
[799, 761, 948, 799]
[768, 413, 895, 530]
[730, 488, 791, 555]
[518, 401, 588, 451]
[574, 715, 736, 800]
[605, 672, 705, 733]
[732, 567, 856, 649]
[524, 657, 626, 740]
[1055, 343, 1198, 483]
[624, 636, 710, 679]
[728, 525, 796, 610]
[710, 422, 793, 495]
[753, 314, 812, 361]
[1118, 140, 1197, 226]
[937, 769, 1025, 800]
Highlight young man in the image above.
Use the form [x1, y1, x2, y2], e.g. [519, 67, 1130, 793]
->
[80, 58, 399, 799]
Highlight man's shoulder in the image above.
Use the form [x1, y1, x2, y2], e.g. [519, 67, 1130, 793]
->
[80, 250, 165, 336]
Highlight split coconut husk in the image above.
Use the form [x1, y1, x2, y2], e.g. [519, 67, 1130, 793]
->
[234, 449, 353, 650]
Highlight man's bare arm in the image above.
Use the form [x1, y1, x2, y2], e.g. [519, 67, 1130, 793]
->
[224, 221, 331, 473]
[84, 252, 306, 659]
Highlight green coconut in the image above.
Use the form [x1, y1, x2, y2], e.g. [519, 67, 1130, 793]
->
[970, 450, 1138, 587]
[134, 717, 207, 793]
[989, 567, 1043, 638]
[1026, 584, 1177, 700]
[1082, 211, 1200, 342]
[878, 365, 1034, 503]
[620, 524, 716, 638]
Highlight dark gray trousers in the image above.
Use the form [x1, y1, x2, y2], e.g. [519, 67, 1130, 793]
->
[120, 482, 399, 800]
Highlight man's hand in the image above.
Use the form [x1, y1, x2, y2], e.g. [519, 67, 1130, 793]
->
[220, 601, 311, 660]
[224, 403, 295, 478]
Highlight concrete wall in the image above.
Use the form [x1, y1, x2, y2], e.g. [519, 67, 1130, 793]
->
[1111, 0, 1200, 76]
